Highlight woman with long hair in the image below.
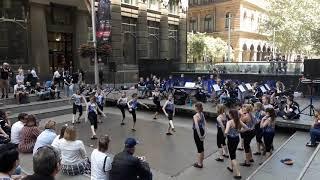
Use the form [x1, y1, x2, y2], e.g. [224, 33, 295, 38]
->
[239, 104, 256, 167]
[152, 87, 161, 120]
[192, 102, 207, 168]
[127, 93, 149, 131]
[117, 92, 128, 125]
[162, 94, 176, 135]
[260, 108, 276, 160]
[215, 104, 229, 162]
[225, 109, 248, 179]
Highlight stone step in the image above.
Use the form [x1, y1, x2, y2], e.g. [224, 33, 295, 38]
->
[0, 99, 69, 114]
[8, 104, 76, 123]
[0, 95, 39, 106]
[299, 143, 320, 180]
[247, 131, 316, 180]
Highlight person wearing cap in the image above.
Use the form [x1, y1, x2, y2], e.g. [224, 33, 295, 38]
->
[110, 138, 152, 180]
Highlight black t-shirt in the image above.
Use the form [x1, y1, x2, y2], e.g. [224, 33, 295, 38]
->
[138, 81, 146, 86]
[0, 67, 10, 80]
[72, 73, 79, 84]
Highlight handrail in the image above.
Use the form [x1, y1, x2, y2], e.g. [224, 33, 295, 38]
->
[296, 143, 320, 180]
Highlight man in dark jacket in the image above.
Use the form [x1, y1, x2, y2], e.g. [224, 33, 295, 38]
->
[110, 138, 152, 180]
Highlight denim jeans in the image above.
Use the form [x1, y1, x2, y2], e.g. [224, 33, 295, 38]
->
[310, 128, 320, 144]
[15, 166, 21, 175]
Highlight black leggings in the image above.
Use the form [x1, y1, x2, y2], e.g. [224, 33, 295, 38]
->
[130, 109, 137, 123]
[255, 122, 263, 143]
[153, 100, 161, 113]
[88, 112, 98, 130]
[117, 104, 126, 119]
[73, 104, 83, 116]
[217, 127, 226, 148]
[242, 129, 256, 153]
[98, 104, 104, 115]
[193, 128, 205, 153]
[263, 131, 275, 153]
[227, 136, 240, 160]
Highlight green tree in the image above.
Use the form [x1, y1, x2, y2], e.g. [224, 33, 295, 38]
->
[261, 0, 320, 57]
[187, 32, 206, 62]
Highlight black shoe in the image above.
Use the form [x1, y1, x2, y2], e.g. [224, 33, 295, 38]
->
[5, 95, 8, 99]
[215, 158, 224, 162]
[249, 159, 254, 163]
[237, 148, 244, 151]
[91, 135, 98, 140]
[131, 128, 136, 131]
[166, 132, 173, 136]
[253, 152, 261, 156]
[306, 142, 316, 147]
[223, 154, 229, 158]
[234, 175, 242, 179]
[239, 162, 251, 167]
[153, 117, 157, 120]
[120, 122, 125, 126]
[193, 163, 203, 168]
[1, 95, 4, 99]
[227, 167, 233, 173]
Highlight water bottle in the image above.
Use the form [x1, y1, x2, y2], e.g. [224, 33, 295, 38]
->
[189, 99, 192, 107]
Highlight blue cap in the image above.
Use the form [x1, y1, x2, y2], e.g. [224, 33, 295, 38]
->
[125, 138, 139, 148]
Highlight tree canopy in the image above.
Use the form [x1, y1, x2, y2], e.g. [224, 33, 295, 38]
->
[261, 0, 320, 56]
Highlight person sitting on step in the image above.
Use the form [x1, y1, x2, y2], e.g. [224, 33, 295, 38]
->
[306, 109, 320, 147]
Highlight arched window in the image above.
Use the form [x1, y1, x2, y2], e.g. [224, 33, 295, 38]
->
[204, 15, 213, 33]
[225, 12, 232, 29]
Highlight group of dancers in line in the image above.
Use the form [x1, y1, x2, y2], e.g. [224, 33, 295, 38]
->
[68, 87, 177, 138]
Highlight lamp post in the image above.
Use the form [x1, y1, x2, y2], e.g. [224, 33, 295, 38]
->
[227, 14, 231, 62]
[180, 0, 188, 63]
[91, 0, 99, 85]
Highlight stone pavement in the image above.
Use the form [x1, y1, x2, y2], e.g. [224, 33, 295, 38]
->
[21, 107, 291, 180]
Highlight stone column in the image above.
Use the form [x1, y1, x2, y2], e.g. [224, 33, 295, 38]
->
[74, 10, 89, 70]
[160, 3, 169, 59]
[178, 10, 187, 63]
[137, 0, 149, 60]
[111, 0, 123, 64]
[30, 3, 50, 80]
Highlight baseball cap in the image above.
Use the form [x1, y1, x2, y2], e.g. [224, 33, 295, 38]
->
[125, 138, 139, 148]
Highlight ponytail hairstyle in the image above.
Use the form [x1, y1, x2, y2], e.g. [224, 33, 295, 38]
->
[265, 108, 276, 123]
[229, 109, 241, 130]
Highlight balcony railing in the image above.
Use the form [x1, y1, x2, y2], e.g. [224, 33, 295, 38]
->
[171, 61, 304, 75]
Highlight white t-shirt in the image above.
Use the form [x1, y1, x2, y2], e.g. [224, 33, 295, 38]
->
[31, 70, 38, 78]
[90, 149, 112, 180]
[10, 121, 24, 144]
[53, 71, 61, 78]
[54, 139, 87, 165]
[51, 135, 61, 148]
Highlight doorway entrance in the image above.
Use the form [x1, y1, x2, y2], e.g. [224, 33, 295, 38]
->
[48, 32, 73, 73]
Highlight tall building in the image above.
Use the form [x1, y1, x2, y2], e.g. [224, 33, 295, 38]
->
[188, 0, 271, 62]
[0, 0, 187, 82]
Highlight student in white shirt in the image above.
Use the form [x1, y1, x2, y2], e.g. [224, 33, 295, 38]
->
[91, 135, 112, 180]
[53, 69, 61, 87]
[10, 113, 28, 145]
[13, 81, 27, 104]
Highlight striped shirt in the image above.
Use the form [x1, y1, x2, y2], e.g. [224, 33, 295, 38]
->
[18, 126, 41, 153]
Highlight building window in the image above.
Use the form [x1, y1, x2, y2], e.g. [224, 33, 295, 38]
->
[204, 15, 213, 33]
[121, 0, 137, 6]
[189, 18, 197, 32]
[169, 25, 178, 59]
[148, 21, 160, 59]
[148, 0, 159, 10]
[225, 12, 232, 29]
[122, 16, 137, 64]
[168, 1, 178, 14]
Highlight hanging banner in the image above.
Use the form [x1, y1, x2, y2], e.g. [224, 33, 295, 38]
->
[96, 0, 111, 44]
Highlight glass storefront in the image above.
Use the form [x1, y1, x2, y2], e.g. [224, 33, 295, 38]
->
[0, 0, 28, 64]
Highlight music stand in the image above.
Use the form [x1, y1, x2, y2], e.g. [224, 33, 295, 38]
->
[300, 80, 317, 116]
[260, 86, 267, 93]
[212, 84, 221, 92]
[245, 83, 253, 91]
[238, 85, 246, 93]
[264, 84, 271, 91]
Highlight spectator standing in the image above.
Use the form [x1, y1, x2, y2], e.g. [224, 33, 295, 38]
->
[33, 120, 57, 155]
[54, 126, 90, 176]
[11, 113, 28, 145]
[0, 110, 11, 143]
[110, 138, 152, 180]
[30, 68, 38, 87]
[91, 135, 112, 180]
[0, 62, 11, 98]
[53, 68, 61, 88]
[18, 115, 41, 153]
[23, 145, 60, 180]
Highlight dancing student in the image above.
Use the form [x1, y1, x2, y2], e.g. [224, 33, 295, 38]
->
[192, 102, 207, 168]
[85, 96, 106, 139]
[117, 92, 128, 125]
[215, 104, 229, 162]
[70, 90, 86, 124]
[239, 104, 256, 167]
[163, 94, 176, 135]
[152, 87, 161, 120]
[95, 89, 106, 123]
[260, 108, 276, 161]
[127, 93, 149, 131]
[225, 109, 248, 179]
[252, 102, 265, 155]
